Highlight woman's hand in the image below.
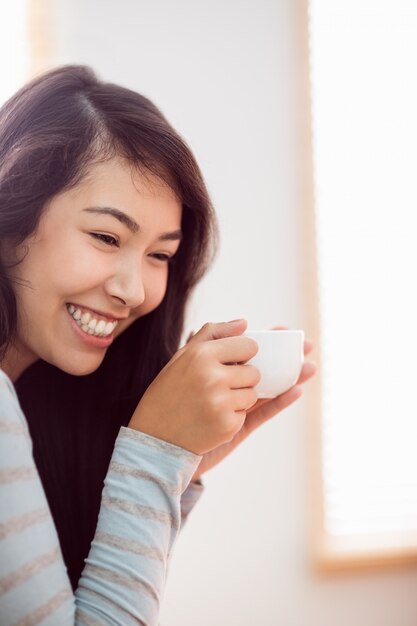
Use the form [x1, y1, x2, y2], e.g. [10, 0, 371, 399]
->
[191, 330, 317, 481]
[128, 319, 261, 455]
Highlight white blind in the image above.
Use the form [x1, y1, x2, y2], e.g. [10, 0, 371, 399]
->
[309, 0, 417, 546]
[0, 2, 30, 106]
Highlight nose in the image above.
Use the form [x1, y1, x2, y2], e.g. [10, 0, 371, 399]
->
[105, 259, 146, 309]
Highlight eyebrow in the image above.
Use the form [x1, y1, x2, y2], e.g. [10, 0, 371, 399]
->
[83, 206, 182, 241]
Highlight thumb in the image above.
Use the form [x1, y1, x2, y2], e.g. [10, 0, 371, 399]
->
[189, 319, 248, 344]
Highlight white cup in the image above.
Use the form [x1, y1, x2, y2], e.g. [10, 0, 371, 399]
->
[244, 330, 304, 398]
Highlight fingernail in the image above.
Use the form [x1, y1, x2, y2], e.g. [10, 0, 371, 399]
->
[227, 318, 244, 323]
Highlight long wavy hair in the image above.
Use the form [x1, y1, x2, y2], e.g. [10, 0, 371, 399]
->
[0, 65, 217, 588]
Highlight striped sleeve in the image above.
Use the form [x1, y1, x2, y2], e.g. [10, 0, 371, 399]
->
[181, 480, 204, 521]
[0, 370, 202, 625]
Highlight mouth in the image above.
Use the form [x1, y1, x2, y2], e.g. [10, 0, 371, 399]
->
[66, 303, 119, 338]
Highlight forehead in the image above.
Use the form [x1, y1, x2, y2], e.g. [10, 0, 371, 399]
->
[77, 157, 180, 208]
[39, 156, 183, 234]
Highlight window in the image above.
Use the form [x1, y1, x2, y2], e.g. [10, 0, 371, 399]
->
[0, 2, 30, 105]
[0, 0, 53, 108]
[309, 0, 417, 567]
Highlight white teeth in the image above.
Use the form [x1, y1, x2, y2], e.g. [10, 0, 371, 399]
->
[95, 320, 106, 334]
[81, 312, 91, 325]
[67, 304, 118, 338]
[103, 321, 115, 336]
[88, 318, 97, 330]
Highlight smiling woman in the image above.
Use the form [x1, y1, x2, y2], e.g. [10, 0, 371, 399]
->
[5, 158, 183, 379]
[0, 66, 315, 625]
[0, 65, 221, 624]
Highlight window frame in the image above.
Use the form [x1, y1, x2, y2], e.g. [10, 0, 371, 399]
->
[297, 0, 417, 571]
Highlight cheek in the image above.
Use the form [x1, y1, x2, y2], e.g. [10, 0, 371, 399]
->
[143, 270, 169, 312]
[58, 241, 110, 289]
[13, 236, 108, 297]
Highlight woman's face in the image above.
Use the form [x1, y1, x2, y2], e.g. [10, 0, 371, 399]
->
[6, 157, 182, 377]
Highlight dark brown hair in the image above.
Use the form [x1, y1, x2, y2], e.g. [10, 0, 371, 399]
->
[0, 65, 218, 588]
[0, 64, 217, 359]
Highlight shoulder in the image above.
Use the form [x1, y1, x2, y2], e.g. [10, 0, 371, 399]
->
[0, 368, 17, 396]
[0, 369, 31, 434]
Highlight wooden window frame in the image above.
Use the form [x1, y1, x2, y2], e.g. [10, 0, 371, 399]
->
[27, 0, 54, 77]
[297, 0, 417, 571]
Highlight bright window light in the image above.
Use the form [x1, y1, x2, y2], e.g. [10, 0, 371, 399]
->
[0, 2, 30, 106]
[309, 0, 417, 551]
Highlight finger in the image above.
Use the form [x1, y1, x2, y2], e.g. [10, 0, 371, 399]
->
[270, 325, 289, 331]
[223, 363, 261, 389]
[296, 361, 317, 385]
[268, 385, 303, 414]
[186, 330, 195, 343]
[233, 409, 248, 432]
[211, 335, 258, 364]
[232, 387, 258, 411]
[189, 319, 248, 344]
[304, 339, 314, 356]
[248, 385, 303, 426]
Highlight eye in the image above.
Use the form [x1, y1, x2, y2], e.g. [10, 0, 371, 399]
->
[90, 233, 120, 247]
[150, 252, 175, 263]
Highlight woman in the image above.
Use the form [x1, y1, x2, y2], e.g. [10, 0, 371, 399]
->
[0, 65, 315, 625]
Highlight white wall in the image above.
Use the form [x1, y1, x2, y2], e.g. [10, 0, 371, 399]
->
[52, 1, 417, 624]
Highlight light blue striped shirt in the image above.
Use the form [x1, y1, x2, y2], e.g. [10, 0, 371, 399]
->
[0, 369, 203, 625]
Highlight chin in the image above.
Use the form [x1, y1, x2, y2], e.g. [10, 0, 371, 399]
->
[53, 354, 106, 377]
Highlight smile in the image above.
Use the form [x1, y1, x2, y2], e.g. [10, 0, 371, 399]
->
[66, 303, 119, 338]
